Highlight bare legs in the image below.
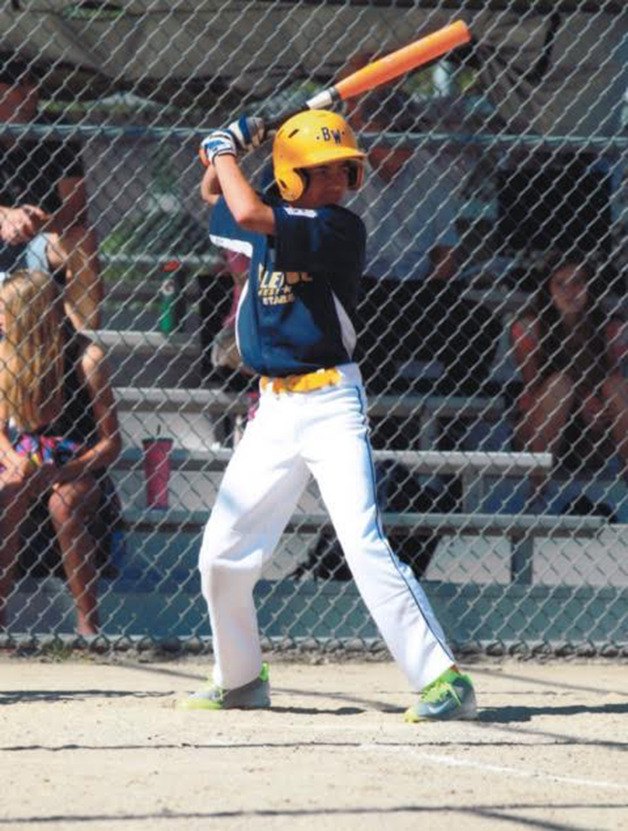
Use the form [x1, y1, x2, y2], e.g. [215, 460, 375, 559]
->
[597, 374, 628, 481]
[515, 370, 628, 498]
[0, 471, 102, 635]
[49, 477, 102, 636]
[515, 372, 575, 502]
[0, 476, 29, 629]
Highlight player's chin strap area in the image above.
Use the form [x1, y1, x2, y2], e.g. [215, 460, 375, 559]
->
[260, 367, 341, 394]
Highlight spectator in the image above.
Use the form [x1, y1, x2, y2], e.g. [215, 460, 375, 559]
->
[2, 231, 102, 330]
[0, 56, 102, 320]
[0, 270, 121, 635]
[344, 61, 499, 396]
[510, 250, 628, 501]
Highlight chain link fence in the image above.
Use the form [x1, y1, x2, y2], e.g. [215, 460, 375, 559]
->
[0, 1, 626, 654]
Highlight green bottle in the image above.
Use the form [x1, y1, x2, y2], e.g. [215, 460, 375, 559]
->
[159, 259, 185, 334]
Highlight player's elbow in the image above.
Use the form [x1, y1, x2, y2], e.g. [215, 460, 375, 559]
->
[200, 180, 220, 206]
[200, 167, 222, 205]
[233, 204, 275, 235]
[231, 203, 256, 227]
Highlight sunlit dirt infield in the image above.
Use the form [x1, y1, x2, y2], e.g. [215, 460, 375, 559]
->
[0, 656, 626, 830]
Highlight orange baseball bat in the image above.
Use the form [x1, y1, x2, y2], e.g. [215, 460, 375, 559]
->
[268, 20, 471, 128]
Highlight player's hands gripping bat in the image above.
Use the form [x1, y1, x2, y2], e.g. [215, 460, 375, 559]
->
[228, 116, 266, 152]
[200, 117, 267, 166]
[200, 130, 238, 166]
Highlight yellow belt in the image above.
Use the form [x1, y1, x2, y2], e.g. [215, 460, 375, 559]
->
[260, 367, 341, 394]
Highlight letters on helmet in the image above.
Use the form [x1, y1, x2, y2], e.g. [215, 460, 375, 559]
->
[320, 127, 343, 144]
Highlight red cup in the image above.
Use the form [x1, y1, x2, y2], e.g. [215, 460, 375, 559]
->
[142, 438, 173, 509]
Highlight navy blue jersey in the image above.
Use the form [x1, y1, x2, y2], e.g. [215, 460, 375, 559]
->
[210, 197, 366, 376]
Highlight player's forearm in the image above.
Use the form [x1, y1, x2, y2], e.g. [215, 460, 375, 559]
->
[212, 155, 275, 235]
[201, 165, 222, 205]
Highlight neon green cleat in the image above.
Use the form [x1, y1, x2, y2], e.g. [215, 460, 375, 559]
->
[176, 662, 271, 711]
[404, 668, 477, 723]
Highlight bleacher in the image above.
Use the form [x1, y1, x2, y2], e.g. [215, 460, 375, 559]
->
[9, 275, 626, 643]
[95, 277, 626, 587]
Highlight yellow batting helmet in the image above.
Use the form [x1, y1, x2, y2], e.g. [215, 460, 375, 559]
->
[273, 110, 365, 202]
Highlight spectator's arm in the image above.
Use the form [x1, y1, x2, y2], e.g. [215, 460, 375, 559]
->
[54, 175, 90, 232]
[46, 231, 103, 330]
[0, 172, 89, 244]
[428, 244, 458, 282]
[0, 204, 49, 244]
[0, 415, 27, 478]
[606, 318, 627, 370]
[54, 175, 101, 278]
[510, 316, 541, 390]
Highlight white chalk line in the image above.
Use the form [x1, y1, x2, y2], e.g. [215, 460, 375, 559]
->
[175, 718, 626, 794]
[358, 744, 627, 792]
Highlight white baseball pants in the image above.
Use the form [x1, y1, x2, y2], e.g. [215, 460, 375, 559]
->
[198, 363, 454, 691]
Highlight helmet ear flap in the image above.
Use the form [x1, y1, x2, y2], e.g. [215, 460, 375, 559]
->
[347, 161, 363, 191]
[276, 168, 306, 202]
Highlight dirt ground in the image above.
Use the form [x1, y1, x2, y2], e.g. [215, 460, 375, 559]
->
[0, 655, 626, 831]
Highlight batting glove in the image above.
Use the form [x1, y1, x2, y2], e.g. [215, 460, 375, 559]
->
[227, 116, 267, 153]
[199, 130, 237, 167]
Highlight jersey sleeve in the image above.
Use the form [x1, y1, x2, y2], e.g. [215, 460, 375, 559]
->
[273, 205, 366, 274]
[209, 196, 258, 258]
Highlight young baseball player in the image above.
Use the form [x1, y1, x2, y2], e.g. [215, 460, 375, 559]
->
[178, 110, 476, 722]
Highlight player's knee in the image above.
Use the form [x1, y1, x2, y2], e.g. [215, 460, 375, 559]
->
[48, 489, 80, 526]
[197, 538, 231, 583]
[198, 551, 239, 608]
[198, 521, 224, 570]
